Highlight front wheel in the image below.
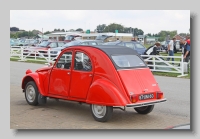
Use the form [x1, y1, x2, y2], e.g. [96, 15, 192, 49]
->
[90, 104, 113, 122]
[134, 105, 154, 114]
[25, 81, 39, 106]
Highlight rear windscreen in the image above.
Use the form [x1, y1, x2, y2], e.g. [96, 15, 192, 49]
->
[111, 55, 146, 68]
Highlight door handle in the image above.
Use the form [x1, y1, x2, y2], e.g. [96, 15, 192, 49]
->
[89, 74, 93, 77]
[67, 72, 70, 75]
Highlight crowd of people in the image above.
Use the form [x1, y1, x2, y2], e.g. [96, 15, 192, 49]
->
[143, 36, 191, 71]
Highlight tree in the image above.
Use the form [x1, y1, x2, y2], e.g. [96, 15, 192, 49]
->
[10, 27, 19, 31]
[179, 33, 187, 38]
[123, 27, 131, 33]
[96, 24, 106, 33]
[44, 31, 51, 35]
[10, 33, 18, 38]
[146, 33, 152, 36]
[76, 28, 83, 32]
[103, 23, 124, 33]
[61, 29, 65, 32]
[54, 29, 57, 31]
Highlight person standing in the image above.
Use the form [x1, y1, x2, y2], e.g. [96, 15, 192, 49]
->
[144, 42, 161, 69]
[183, 39, 190, 62]
[167, 37, 176, 65]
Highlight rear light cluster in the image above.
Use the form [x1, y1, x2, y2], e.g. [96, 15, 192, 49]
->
[130, 91, 164, 103]
[156, 92, 164, 99]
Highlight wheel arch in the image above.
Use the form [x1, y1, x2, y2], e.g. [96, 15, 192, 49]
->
[86, 79, 128, 106]
[22, 73, 46, 96]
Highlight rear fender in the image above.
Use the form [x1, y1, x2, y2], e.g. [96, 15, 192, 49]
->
[21, 73, 46, 96]
[86, 79, 128, 106]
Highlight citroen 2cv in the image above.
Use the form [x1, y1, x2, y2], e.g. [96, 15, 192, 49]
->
[21, 45, 166, 122]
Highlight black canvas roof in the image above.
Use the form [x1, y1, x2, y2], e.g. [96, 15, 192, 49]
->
[93, 45, 139, 56]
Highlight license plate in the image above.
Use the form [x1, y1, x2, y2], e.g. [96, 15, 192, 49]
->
[139, 94, 154, 100]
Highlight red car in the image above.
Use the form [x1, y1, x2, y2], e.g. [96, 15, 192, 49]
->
[21, 45, 167, 122]
[23, 41, 66, 56]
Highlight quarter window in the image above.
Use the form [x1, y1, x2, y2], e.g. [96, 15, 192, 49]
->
[74, 52, 92, 71]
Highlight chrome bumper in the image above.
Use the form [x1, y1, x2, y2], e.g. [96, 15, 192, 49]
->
[126, 98, 167, 108]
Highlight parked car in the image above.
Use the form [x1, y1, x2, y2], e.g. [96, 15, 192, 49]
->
[64, 35, 82, 42]
[46, 40, 99, 57]
[23, 41, 66, 56]
[23, 39, 40, 46]
[21, 45, 167, 122]
[102, 41, 147, 55]
[10, 39, 18, 46]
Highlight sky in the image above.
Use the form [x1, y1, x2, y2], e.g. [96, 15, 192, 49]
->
[10, 10, 190, 35]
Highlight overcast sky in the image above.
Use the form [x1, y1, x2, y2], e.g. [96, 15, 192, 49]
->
[10, 10, 190, 34]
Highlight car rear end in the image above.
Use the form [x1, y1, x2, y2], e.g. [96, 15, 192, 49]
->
[111, 54, 166, 107]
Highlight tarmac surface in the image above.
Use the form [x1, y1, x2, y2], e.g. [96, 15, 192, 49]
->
[10, 61, 190, 129]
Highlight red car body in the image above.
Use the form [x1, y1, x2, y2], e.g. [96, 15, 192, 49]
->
[21, 45, 166, 122]
[23, 41, 65, 56]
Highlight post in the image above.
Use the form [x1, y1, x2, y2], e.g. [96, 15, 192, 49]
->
[153, 56, 155, 70]
[48, 49, 51, 64]
[21, 47, 23, 61]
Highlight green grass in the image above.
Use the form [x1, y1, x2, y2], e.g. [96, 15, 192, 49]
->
[10, 57, 46, 64]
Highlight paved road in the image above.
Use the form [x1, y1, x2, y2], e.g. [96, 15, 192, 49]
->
[10, 61, 190, 129]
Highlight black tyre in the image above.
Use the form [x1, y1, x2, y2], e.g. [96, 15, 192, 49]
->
[25, 81, 39, 106]
[134, 105, 154, 114]
[90, 104, 113, 122]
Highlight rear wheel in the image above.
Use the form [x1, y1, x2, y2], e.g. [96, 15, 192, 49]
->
[25, 81, 39, 106]
[90, 104, 113, 122]
[134, 105, 154, 114]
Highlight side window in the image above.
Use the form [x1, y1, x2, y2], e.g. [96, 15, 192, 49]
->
[116, 42, 124, 46]
[74, 52, 92, 71]
[56, 52, 72, 69]
[58, 42, 65, 47]
[89, 42, 97, 45]
[125, 42, 135, 49]
[49, 42, 57, 48]
[80, 42, 89, 45]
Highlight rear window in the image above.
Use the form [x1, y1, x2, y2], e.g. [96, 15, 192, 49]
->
[111, 55, 146, 68]
[134, 43, 146, 49]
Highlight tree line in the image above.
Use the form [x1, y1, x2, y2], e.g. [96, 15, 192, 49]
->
[10, 23, 189, 41]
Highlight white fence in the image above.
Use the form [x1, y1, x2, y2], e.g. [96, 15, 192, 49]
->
[10, 46, 189, 77]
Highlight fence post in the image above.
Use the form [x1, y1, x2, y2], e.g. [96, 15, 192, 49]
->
[48, 49, 51, 64]
[21, 47, 23, 61]
[153, 56, 155, 70]
[181, 51, 184, 76]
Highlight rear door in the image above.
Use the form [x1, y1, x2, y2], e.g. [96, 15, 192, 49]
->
[69, 51, 94, 99]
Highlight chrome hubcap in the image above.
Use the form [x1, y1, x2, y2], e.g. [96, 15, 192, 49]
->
[26, 85, 36, 102]
[92, 104, 106, 118]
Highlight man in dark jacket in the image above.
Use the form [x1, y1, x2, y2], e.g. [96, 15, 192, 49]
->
[144, 42, 161, 55]
[144, 42, 161, 69]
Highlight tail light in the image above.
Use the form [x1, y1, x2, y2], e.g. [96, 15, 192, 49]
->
[130, 94, 138, 103]
[157, 92, 164, 99]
